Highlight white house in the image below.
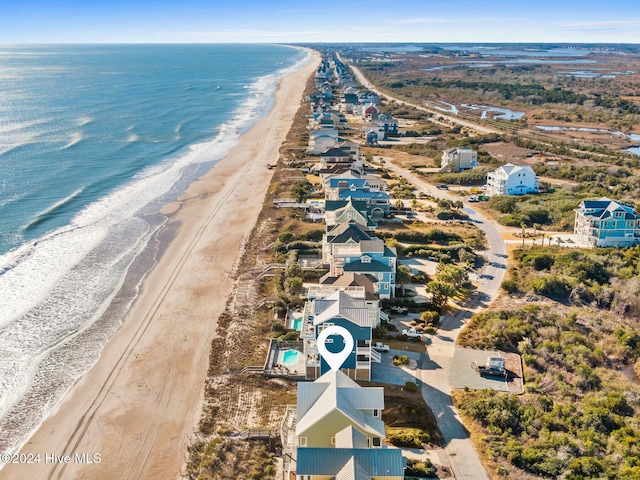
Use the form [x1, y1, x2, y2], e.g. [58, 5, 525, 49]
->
[574, 197, 640, 247]
[486, 163, 539, 196]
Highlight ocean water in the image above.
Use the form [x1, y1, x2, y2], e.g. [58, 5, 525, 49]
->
[0, 44, 307, 456]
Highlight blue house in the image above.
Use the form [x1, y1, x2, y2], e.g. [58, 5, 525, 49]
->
[323, 222, 397, 298]
[305, 290, 379, 381]
[338, 186, 390, 218]
[574, 197, 640, 247]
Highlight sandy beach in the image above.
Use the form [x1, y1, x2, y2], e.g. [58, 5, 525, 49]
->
[2, 49, 319, 480]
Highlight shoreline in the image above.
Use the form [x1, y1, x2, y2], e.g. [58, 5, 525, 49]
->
[2, 49, 320, 480]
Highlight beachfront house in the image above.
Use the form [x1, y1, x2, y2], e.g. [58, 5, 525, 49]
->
[323, 221, 378, 264]
[440, 147, 479, 173]
[295, 370, 384, 444]
[281, 368, 405, 479]
[574, 197, 640, 247]
[294, 448, 405, 480]
[486, 163, 539, 196]
[318, 148, 364, 174]
[310, 280, 386, 327]
[338, 186, 390, 218]
[325, 178, 372, 200]
[324, 198, 377, 229]
[307, 129, 339, 155]
[322, 171, 387, 193]
[299, 290, 380, 381]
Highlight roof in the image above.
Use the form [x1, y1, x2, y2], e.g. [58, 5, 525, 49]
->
[321, 273, 379, 300]
[444, 146, 474, 154]
[326, 221, 376, 244]
[325, 199, 369, 213]
[328, 178, 370, 189]
[338, 190, 390, 201]
[344, 258, 393, 273]
[313, 290, 372, 326]
[295, 448, 406, 477]
[578, 196, 637, 220]
[296, 369, 385, 439]
[321, 147, 351, 158]
[492, 163, 536, 177]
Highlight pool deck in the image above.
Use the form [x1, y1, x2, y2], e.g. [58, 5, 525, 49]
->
[274, 347, 306, 376]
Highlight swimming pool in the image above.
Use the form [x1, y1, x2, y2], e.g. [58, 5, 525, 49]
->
[282, 349, 301, 365]
[293, 318, 302, 331]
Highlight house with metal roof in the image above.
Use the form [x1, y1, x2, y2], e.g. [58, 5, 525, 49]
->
[295, 448, 405, 479]
[282, 369, 405, 479]
[307, 129, 339, 155]
[300, 290, 379, 381]
[574, 197, 640, 247]
[326, 178, 372, 200]
[296, 368, 385, 445]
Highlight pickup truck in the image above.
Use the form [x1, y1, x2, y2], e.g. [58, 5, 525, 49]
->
[401, 328, 422, 338]
[372, 342, 390, 352]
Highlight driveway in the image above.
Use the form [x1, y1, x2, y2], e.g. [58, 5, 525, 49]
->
[371, 348, 424, 386]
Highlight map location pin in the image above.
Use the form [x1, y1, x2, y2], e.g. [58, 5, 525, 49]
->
[316, 325, 354, 372]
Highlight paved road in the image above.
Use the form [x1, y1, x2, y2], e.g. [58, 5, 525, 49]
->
[379, 158, 507, 480]
[342, 55, 510, 478]
[342, 55, 501, 136]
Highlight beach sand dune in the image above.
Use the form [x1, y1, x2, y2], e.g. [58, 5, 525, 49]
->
[2, 51, 319, 480]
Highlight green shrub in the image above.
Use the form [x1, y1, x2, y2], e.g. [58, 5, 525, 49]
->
[393, 355, 410, 366]
[501, 279, 519, 293]
[387, 429, 430, 448]
[421, 310, 440, 325]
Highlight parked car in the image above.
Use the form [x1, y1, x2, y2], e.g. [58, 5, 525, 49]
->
[468, 195, 478, 202]
[436, 184, 449, 190]
[402, 328, 422, 338]
[391, 306, 408, 314]
[372, 342, 390, 352]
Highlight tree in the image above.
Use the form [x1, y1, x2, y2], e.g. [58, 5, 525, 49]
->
[285, 277, 304, 297]
[426, 281, 456, 309]
[436, 264, 468, 289]
[396, 265, 412, 296]
[394, 199, 405, 210]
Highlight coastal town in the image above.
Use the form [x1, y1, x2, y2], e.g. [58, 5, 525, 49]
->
[4, 41, 640, 480]
[185, 45, 640, 480]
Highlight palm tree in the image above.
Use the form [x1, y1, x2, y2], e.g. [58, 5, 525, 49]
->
[396, 265, 412, 297]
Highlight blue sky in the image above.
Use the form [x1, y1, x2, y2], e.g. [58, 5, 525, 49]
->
[2, 0, 639, 44]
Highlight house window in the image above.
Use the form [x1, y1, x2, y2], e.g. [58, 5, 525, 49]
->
[372, 437, 381, 447]
[299, 436, 307, 447]
[373, 409, 379, 417]
[331, 437, 335, 445]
